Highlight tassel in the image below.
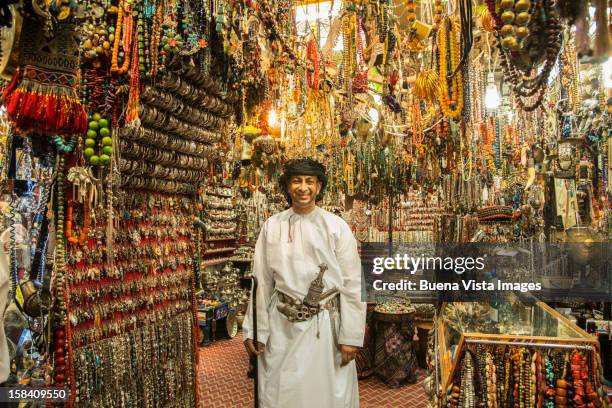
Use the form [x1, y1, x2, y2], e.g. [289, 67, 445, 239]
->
[5, 90, 22, 117]
[3, 66, 86, 135]
[74, 103, 85, 134]
[36, 92, 47, 124]
[54, 95, 64, 132]
[32, 92, 45, 124]
[2, 69, 21, 101]
[45, 94, 55, 129]
[17, 90, 34, 123]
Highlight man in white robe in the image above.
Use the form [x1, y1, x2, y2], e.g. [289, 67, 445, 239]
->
[243, 158, 366, 408]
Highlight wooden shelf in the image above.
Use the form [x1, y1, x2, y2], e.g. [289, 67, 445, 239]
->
[205, 237, 237, 242]
[206, 194, 233, 198]
[201, 258, 232, 267]
[202, 247, 237, 255]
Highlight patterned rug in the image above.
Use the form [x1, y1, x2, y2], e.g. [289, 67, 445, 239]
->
[197, 332, 429, 408]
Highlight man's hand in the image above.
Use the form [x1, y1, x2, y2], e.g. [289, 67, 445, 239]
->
[244, 338, 265, 357]
[339, 344, 359, 366]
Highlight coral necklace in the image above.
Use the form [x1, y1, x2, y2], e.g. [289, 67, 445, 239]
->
[111, 0, 133, 75]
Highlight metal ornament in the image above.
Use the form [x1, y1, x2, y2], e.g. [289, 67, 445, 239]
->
[276, 263, 337, 323]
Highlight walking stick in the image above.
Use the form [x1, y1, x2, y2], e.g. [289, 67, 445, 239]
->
[247, 276, 259, 408]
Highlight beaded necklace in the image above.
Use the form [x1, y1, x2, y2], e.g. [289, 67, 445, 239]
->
[543, 354, 555, 408]
[460, 125, 473, 182]
[377, 0, 389, 42]
[504, 349, 512, 406]
[343, 145, 357, 196]
[52, 135, 77, 154]
[352, 19, 368, 94]
[437, 17, 464, 119]
[460, 351, 476, 408]
[485, 351, 497, 407]
[111, 0, 132, 75]
[53, 155, 69, 391]
[525, 351, 533, 408]
[560, 38, 580, 113]
[363, 139, 374, 195]
[341, 13, 354, 97]
[494, 2, 562, 111]
[469, 63, 483, 125]
[512, 347, 522, 407]
[126, 12, 141, 124]
[535, 352, 543, 408]
[306, 38, 320, 89]
[149, 0, 163, 77]
[494, 115, 502, 169]
[411, 101, 423, 151]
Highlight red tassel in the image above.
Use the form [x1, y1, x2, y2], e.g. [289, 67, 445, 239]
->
[2, 70, 22, 101]
[24, 92, 40, 126]
[75, 107, 86, 133]
[2, 67, 87, 135]
[28, 93, 41, 123]
[61, 99, 70, 133]
[22, 91, 33, 120]
[5, 92, 21, 117]
[69, 100, 78, 133]
[73, 109, 81, 133]
[56, 97, 65, 133]
[46, 95, 56, 130]
[56, 96, 65, 132]
[55, 96, 64, 132]
[41, 94, 50, 124]
[23, 93, 38, 133]
[41, 96, 51, 132]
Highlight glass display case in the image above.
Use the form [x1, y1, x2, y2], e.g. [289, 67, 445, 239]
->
[435, 297, 607, 407]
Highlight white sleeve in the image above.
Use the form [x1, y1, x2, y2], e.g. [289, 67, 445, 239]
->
[336, 222, 366, 347]
[242, 222, 274, 345]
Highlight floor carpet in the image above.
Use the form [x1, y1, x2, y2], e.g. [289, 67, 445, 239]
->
[197, 332, 429, 408]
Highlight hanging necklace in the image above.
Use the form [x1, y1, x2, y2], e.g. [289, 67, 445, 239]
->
[111, 0, 133, 75]
[52, 135, 77, 154]
[149, 0, 163, 77]
[460, 125, 473, 182]
[411, 101, 423, 152]
[438, 17, 464, 119]
[306, 37, 319, 89]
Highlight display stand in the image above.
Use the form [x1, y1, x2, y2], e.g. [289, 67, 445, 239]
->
[197, 301, 236, 346]
[436, 299, 607, 407]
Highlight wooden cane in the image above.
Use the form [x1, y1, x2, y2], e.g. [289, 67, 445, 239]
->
[250, 276, 259, 408]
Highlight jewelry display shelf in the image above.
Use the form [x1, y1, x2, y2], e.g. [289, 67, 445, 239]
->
[201, 247, 237, 256]
[201, 257, 233, 268]
[436, 298, 602, 407]
[205, 192, 233, 198]
[205, 237, 237, 242]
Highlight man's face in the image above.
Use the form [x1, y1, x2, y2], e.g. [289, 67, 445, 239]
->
[287, 175, 322, 210]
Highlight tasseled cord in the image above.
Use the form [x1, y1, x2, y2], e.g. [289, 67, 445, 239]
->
[287, 214, 321, 338]
[288, 214, 297, 242]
